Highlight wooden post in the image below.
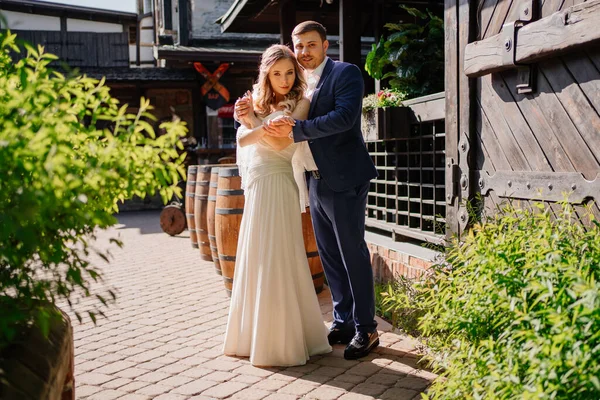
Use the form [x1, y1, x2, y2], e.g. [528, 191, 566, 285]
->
[339, 0, 361, 65]
[372, 0, 384, 93]
[444, 0, 459, 239]
[136, 16, 141, 66]
[178, 0, 189, 46]
[279, 0, 296, 48]
[164, 0, 173, 30]
[193, 81, 205, 152]
[60, 15, 67, 62]
[457, 0, 476, 234]
[137, 0, 143, 65]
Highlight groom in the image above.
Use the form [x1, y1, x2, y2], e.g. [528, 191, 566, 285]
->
[258, 21, 379, 359]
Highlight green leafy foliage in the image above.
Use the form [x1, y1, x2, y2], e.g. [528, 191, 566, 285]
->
[375, 282, 394, 321]
[365, 6, 444, 99]
[0, 32, 187, 348]
[377, 276, 426, 337]
[419, 202, 600, 400]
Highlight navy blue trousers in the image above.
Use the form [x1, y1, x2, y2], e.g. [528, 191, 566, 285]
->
[309, 176, 377, 334]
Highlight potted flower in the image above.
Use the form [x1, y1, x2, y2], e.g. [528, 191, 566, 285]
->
[365, 6, 444, 100]
[361, 88, 410, 141]
[362, 6, 444, 142]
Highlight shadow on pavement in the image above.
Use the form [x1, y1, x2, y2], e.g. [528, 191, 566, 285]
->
[114, 209, 190, 238]
[248, 346, 436, 399]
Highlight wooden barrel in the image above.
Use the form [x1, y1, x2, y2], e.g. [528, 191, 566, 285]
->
[302, 209, 325, 294]
[1, 303, 74, 400]
[207, 167, 221, 275]
[218, 156, 236, 164]
[185, 165, 198, 248]
[194, 165, 213, 261]
[159, 203, 186, 236]
[215, 166, 244, 297]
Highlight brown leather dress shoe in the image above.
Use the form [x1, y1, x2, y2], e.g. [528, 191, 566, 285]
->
[327, 327, 355, 345]
[343, 331, 379, 360]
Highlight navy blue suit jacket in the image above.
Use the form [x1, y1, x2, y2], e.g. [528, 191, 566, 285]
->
[292, 58, 378, 192]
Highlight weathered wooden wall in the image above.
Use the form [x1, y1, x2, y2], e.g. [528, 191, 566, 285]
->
[447, 0, 600, 236]
[11, 30, 129, 67]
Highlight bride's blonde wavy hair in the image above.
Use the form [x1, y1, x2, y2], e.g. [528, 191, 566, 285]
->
[253, 44, 306, 118]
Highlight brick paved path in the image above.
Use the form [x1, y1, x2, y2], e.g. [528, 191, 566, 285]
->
[65, 210, 437, 400]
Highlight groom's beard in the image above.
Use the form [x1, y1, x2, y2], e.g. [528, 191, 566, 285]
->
[298, 56, 317, 71]
[300, 62, 316, 71]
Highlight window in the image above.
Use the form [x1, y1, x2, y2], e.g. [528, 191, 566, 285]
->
[143, 0, 153, 14]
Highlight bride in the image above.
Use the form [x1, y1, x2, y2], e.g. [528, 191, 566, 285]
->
[222, 44, 332, 366]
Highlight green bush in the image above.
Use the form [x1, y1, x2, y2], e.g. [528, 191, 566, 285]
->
[375, 282, 394, 321]
[377, 276, 426, 337]
[365, 6, 444, 99]
[0, 32, 187, 348]
[419, 202, 600, 400]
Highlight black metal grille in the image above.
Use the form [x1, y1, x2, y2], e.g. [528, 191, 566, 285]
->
[366, 119, 446, 244]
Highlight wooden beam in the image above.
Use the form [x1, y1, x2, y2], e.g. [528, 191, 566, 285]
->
[339, 0, 361, 65]
[477, 170, 600, 204]
[403, 92, 446, 123]
[465, 0, 600, 77]
[279, 0, 296, 48]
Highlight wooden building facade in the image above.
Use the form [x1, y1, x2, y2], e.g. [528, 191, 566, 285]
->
[0, 0, 202, 162]
[0, 0, 203, 209]
[6, 0, 598, 239]
[155, 0, 381, 162]
[156, 0, 274, 162]
[214, 0, 600, 245]
[445, 0, 600, 236]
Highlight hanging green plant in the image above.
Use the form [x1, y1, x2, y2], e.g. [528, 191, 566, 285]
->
[365, 5, 444, 100]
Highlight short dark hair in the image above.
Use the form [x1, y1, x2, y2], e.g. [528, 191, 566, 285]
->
[292, 21, 327, 42]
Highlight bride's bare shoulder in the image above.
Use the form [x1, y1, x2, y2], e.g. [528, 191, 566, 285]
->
[296, 97, 310, 111]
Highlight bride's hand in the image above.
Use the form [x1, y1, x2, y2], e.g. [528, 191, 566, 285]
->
[263, 116, 295, 137]
[235, 91, 255, 125]
[267, 115, 296, 127]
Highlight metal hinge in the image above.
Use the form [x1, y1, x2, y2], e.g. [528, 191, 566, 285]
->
[446, 157, 460, 205]
[501, 0, 539, 93]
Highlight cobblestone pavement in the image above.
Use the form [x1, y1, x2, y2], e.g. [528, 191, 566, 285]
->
[65, 210, 437, 400]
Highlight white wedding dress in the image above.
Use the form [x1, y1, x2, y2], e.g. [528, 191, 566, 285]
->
[223, 111, 332, 366]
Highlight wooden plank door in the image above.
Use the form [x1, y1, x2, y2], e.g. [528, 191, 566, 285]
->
[446, 0, 600, 238]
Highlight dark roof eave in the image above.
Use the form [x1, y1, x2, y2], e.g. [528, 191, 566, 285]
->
[215, 0, 249, 33]
[0, 0, 138, 24]
[157, 48, 262, 64]
[73, 67, 198, 82]
[216, 0, 272, 34]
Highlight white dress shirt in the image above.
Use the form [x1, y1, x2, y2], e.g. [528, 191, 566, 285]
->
[298, 57, 329, 172]
[305, 57, 328, 100]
